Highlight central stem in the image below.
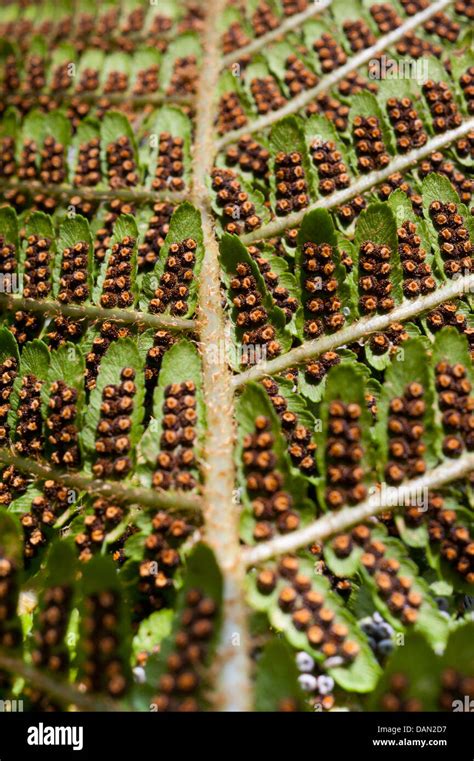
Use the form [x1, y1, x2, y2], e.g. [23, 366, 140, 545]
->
[191, 0, 252, 711]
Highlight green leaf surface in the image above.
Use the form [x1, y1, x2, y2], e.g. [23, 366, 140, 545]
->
[138, 339, 205, 479]
[236, 383, 314, 544]
[141, 202, 203, 318]
[220, 233, 292, 370]
[370, 633, 440, 710]
[247, 557, 381, 693]
[80, 337, 145, 460]
[316, 363, 375, 510]
[255, 638, 309, 711]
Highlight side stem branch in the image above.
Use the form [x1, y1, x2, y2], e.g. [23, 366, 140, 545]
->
[217, 0, 456, 148]
[232, 274, 474, 388]
[239, 119, 474, 245]
[243, 453, 474, 565]
[0, 295, 196, 332]
[0, 651, 125, 711]
[0, 180, 188, 206]
[0, 450, 202, 513]
[221, 0, 333, 67]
